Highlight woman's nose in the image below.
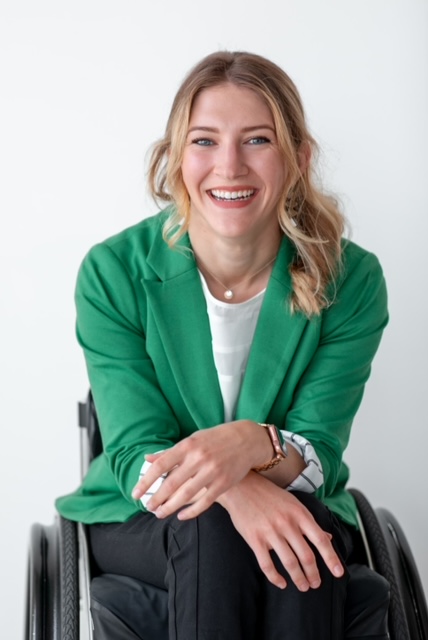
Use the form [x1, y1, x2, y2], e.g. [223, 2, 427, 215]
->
[214, 143, 248, 179]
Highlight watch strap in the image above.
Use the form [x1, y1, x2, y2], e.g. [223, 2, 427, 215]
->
[252, 423, 288, 472]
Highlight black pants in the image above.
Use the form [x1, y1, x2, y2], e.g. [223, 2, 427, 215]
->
[90, 492, 351, 640]
[89, 492, 353, 639]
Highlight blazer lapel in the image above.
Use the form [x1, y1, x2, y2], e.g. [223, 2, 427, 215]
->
[235, 237, 310, 422]
[142, 231, 224, 429]
[142, 228, 311, 428]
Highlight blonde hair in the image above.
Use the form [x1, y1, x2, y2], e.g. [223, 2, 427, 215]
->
[148, 51, 346, 316]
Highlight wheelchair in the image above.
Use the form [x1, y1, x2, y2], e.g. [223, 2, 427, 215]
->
[25, 392, 428, 640]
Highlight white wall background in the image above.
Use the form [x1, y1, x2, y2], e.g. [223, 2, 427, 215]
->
[1, 0, 427, 635]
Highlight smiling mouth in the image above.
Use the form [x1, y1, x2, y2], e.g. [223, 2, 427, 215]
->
[209, 189, 256, 202]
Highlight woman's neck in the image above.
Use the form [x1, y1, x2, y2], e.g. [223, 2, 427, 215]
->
[189, 228, 282, 303]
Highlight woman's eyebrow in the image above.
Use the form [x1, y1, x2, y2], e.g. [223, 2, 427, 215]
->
[187, 126, 219, 133]
[187, 124, 276, 134]
[241, 125, 276, 133]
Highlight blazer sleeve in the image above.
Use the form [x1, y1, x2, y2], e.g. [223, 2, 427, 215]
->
[284, 249, 388, 500]
[75, 242, 181, 508]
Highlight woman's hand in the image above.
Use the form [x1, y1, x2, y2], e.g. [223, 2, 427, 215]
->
[132, 420, 272, 519]
[217, 472, 344, 591]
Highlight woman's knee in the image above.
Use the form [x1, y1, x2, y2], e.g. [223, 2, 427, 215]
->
[170, 503, 247, 553]
[168, 503, 258, 575]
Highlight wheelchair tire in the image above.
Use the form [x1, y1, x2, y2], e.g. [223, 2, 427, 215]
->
[58, 517, 79, 640]
[377, 507, 428, 640]
[350, 488, 411, 640]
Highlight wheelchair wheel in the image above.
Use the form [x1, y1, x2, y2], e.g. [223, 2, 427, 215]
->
[25, 517, 79, 640]
[350, 488, 413, 640]
[377, 507, 428, 640]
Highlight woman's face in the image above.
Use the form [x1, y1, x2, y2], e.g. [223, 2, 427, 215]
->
[181, 83, 287, 246]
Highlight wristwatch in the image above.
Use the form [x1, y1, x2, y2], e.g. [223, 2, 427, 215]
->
[252, 423, 288, 472]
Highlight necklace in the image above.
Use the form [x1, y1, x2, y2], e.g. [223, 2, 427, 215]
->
[196, 253, 277, 300]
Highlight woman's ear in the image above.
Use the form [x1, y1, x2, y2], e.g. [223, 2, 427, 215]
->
[297, 140, 311, 174]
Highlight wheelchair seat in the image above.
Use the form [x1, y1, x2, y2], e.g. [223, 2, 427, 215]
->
[25, 392, 428, 640]
[91, 574, 169, 640]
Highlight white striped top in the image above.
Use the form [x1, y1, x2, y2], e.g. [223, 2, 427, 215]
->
[199, 272, 264, 423]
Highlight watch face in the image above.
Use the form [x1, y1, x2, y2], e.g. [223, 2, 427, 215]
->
[268, 424, 288, 458]
[278, 432, 288, 457]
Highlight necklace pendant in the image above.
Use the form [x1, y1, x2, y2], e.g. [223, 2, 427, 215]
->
[224, 289, 234, 300]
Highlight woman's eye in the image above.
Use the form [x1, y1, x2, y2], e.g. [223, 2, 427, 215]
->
[248, 136, 270, 145]
[191, 138, 214, 146]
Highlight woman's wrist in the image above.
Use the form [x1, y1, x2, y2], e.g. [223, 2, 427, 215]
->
[235, 419, 275, 470]
[216, 471, 257, 511]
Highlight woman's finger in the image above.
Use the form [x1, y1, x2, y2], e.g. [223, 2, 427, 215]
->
[151, 476, 209, 518]
[280, 533, 320, 589]
[132, 450, 180, 499]
[152, 468, 233, 518]
[251, 541, 287, 590]
[144, 452, 164, 462]
[304, 526, 344, 578]
[175, 485, 223, 520]
[146, 465, 203, 513]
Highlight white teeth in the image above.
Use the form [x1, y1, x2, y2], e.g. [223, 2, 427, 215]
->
[210, 189, 255, 201]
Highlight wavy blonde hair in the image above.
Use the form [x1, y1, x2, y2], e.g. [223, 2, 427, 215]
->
[148, 51, 346, 316]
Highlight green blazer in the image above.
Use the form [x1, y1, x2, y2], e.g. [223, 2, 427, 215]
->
[56, 210, 388, 527]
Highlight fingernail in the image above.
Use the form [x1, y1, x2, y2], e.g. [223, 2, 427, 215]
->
[333, 565, 344, 577]
[310, 579, 321, 589]
[299, 581, 310, 592]
[132, 489, 139, 499]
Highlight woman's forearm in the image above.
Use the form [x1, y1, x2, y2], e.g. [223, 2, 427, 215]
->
[256, 441, 308, 488]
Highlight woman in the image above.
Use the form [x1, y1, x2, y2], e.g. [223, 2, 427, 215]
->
[57, 51, 389, 638]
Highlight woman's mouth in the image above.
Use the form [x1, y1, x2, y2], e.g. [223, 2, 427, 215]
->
[208, 189, 256, 202]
